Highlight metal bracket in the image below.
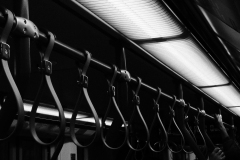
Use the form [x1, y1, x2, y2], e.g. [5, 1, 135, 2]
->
[200, 110, 206, 116]
[109, 85, 115, 97]
[133, 95, 140, 105]
[13, 17, 39, 39]
[79, 74, 88, 88]
[43, 60, 52, 75]
[0, 42, 10, 60]
[120, 70, 131, 82]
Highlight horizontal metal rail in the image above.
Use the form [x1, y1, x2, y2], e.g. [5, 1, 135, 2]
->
[0, 10, 234, 128]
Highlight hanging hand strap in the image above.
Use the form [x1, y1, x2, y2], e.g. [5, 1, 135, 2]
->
[101, 65, 128, 149]
[70, 50, 101, 148]
[30, 31, 66, 160]
[148, 88, 168, 152]
[0, 7, 25, 141]
[166, 96, 185, 153]
[127, 77, 150, 151]
[183, 103, 196, 154]
[30, 31, 66, 146]
[194, 108, 207, 155]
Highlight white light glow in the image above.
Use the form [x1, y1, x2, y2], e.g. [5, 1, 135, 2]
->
[77, 0, 183, 39]
[24, 103, 86, 119]
[24, 103, 113, 126]
[141, 38, 229, 86]
[77, 117, 113, 126]
[202, 85, 240, 107]
[227, 107, 240, 116]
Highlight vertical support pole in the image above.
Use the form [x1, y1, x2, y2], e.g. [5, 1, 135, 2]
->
[0, 0, 30, 138]
[13, 0, 31, 87]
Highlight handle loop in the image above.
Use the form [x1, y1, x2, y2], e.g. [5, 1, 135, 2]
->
[183, 103, 197, 154]
[194, 108, 207, 155]
[70, 50, 101, 148]
[127, 77, 150, 151]
[167, 96, 185, 153]
[30, 31, 66, 146]
[0, 7, 25, 141]
[148, 88, 168, 153]
[101, 65, 128, 150]
[30, 31, 66, 160]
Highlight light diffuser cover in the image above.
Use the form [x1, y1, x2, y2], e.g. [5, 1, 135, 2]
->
[77, 0, 183, 39]
[141, 38, 229, 87]
[202, 85, 240, 107]
[227, 107, 240, 116]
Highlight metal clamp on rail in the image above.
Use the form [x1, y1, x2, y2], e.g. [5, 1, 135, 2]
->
[70, 50, 101, 148]
[166, 96, 185, 153]
[101, 65, 128, 150]
[148, 88, 168, 153]
[30, 31, 66, 160]
[127, 77, 150, 151]
[0, 7, 25, 141]
[119, 69, 131, 82]
[194, 108, 207, 155]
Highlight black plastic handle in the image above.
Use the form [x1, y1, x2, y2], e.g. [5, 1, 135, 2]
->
[30, 31, 66, 146]
[30, 31, 66, 160]
[198, 97, 215, 156]
[184, 103, 197, 154]
[148, 88, 168, 153]
[0, 7, 25, 141]
[166, 96, 185, 153]
[175, 99, 206, 160]
[101, 65, 128, 150]
[70, 50, 101, 148]
[127, 77, 150, 151]
[194, 108, 207, 155]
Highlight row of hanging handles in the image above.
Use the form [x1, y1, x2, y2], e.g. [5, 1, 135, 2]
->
[0, 7, 235, 160]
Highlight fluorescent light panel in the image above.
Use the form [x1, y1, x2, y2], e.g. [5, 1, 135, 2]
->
[202, 85, 240, 107]
[141, 38, 229, 86]
[77, 0, 183, 39]
[227, 107, 240, 116]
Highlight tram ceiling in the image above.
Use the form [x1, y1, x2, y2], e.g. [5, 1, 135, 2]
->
[52, 0, 240, 117]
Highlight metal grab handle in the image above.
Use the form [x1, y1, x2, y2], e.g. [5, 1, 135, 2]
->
[175, 100, 206, 160]
[101, 65, 128, 150]
[194, 108, 207, 155]
[166, 96, 185, 153]
[70, 51, 101, 148]
[198, 98, 215, 156]
[148, 88, 168, 153]
[127, 77, 150, 151]
[0, 7, 25, 141]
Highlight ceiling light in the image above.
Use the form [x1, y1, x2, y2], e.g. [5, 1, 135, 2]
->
[141, 38, 229, 87]
[77, 0, 183, 39]
[202, 85, 240, 107]
[227, 107, 240, 116]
